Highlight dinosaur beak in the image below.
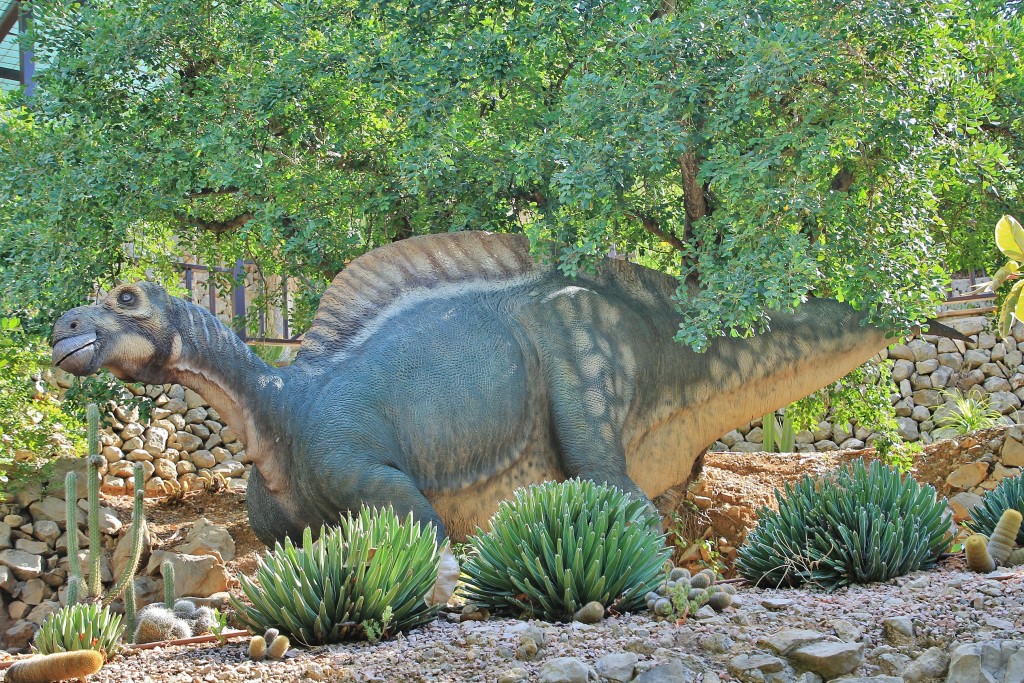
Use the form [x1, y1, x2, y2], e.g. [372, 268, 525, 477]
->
[51, 306, 104, 376]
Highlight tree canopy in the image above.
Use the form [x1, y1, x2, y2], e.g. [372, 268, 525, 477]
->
[1, 0, 1021, 347]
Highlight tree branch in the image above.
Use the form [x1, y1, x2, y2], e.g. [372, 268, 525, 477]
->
[632, 213, 687, 252]
[175, 211, 255, 234]
[678, 151, 708, 236]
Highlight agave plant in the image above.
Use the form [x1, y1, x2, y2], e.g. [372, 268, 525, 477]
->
[459, 479, 670, 621]
[967, 474, 1024, 546]
[231, 506, 443, 645]
[934, 388, 1006, 436]
[34, 602, 124, 661]
[736, 459, 952, 591]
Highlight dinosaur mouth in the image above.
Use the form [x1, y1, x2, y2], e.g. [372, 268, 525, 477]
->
[52, 332, 99, 375]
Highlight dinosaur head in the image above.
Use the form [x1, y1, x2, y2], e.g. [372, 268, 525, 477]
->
[51, 282, 181, 384]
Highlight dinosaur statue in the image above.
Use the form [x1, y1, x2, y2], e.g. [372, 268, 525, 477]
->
[51, 232, 941, 545]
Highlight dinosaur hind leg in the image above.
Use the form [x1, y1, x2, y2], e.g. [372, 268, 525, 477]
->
[537, 288, 647, 502]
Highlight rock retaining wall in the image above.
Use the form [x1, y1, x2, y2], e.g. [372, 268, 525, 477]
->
[713, 315, 1024, 453]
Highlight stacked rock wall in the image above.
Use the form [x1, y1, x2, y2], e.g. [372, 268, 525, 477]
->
[713, 315, 1024, 453]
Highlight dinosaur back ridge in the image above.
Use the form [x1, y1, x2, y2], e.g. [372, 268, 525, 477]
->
[297, 232, 544, 359]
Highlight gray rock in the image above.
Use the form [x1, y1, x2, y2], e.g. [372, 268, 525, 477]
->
[497, 668, 529, 683]
[830, 620, 861, 643]
[5, 620, 38, 650]
[789, 641, 864, 679]
[33, 520, 60, 546]
[175, 432, 204, 453]
[0, 549, 44, 580]
[15, 538, 49, 555]
[891, 359, 914, 382]
[27, 600, 60, 625]
[761, 628, 825, 655]
[174, 517, 236, 562]
[29, 496, 86, 529]
[1004, 649, 1024, 683]
[47, 457, 90, 499]
[946, 643, 985, 683]
[74, 500, 123, 535]
[881, 616, 914, 646]
[902, 647, 950, 683]
[143, 426, 170, 455]
[183, 389, 206, 410]
[594, 653, 638, 682]
[0, 565, 16, 593]
[211, 460, 245, 478]
[191, 450, 217, 469]
[909, 339, 937, 361]
[828, 678, 900, 683]
[537, 657, 589, 683]
[729, 653, 786, 676]
[0, 522, 11, 549]
[20, 577, 47, 605]
[573, 601, 604, 624]
[634, 660, 697, 683]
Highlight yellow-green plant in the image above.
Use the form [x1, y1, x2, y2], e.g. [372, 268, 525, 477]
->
[231, 507, 443, 645]
[34, 603, 124, 661]
[980, 215, 1024, 337]
[459, 479, 670, 621]
[935, 389, 1005, 435]
[762, 412, 796, 452]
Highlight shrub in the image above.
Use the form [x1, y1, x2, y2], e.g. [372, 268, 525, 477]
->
[736, 459, 952, 591]
[34, 603, 124, 661]
[231, 507, 442, 645]
[459, 479, 670, 621]
[967, 474, 1024, 546]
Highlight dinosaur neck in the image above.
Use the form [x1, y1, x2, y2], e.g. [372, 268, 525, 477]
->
[161, 300, 291, 486]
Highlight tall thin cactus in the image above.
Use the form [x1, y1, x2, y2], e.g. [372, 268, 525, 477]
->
[123, 570, 137, 637]
[103, 464, 145, 607]
[86, 404, 102, 598]
[64, 472, 84, 606]
[162, 560, 175, 608]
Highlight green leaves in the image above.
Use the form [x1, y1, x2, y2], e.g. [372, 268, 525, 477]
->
[736, 459, 952, 591]
[230, 507, 442, 646]
[459, 479, 670, 621]
[992, 216, 1024, 338]
[1, 0, 1020, 345]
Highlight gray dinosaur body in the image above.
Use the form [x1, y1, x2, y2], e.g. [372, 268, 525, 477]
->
[53, 232, 893, 544]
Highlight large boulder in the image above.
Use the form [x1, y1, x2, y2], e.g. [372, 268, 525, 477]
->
[174, 517, 235, 562]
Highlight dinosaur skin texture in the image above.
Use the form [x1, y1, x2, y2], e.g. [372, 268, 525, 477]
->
[53, 232, 898, 545]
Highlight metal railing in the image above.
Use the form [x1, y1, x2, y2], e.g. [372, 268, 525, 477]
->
[177, 260, 302, 346]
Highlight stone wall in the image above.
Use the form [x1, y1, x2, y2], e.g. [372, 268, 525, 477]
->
[712, 314, 1024, 453]
[47, 375, 251, 497]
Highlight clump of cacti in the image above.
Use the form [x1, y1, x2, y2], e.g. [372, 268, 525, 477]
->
[963, 508, 1024, 573]
[5, 650, 104, 683]
[34, 402, 149, 662]
[133, 598, 216, 644]
[645, 566, 734, 622]
[966, 474, 1024, 546]
[249, 628, 289, 661]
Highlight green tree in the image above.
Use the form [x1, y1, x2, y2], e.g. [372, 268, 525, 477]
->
[1, 0, 1020, 347]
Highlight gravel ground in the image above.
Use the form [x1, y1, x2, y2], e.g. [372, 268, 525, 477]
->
[77, 559, 1023, 683]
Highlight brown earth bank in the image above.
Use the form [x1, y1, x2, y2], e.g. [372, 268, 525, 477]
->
[4, 436, 1022, 682]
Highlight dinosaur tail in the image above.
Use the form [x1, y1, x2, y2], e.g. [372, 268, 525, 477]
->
[918, 319, 972, 344]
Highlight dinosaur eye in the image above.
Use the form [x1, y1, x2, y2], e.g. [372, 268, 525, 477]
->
[117, 291, 136, 306]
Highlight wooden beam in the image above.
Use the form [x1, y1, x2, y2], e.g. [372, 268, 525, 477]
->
[0, 1, 20, 42]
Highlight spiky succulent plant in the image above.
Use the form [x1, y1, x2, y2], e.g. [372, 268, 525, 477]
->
[967, 474, 1024, 546]
[458, 479, 670, 621]
[737, 458, 952, 591]
[231, 506, 442, 645]
[34, 602, 124, 661]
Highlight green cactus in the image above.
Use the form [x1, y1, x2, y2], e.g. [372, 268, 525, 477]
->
[103, 463, 145, 609]
[965, 534, 996, 573]
[162, 559, 176, 608]
[987, 509, 1023, 566]
[86, 404, 102, 599]
[63, 472, 84, 607]
[248, 635, 267, 661]
[133, 604, 192, 644]
[5, 650, 104, 683]
[267, 635, 290, 660]
[123, 572, 137, 638]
